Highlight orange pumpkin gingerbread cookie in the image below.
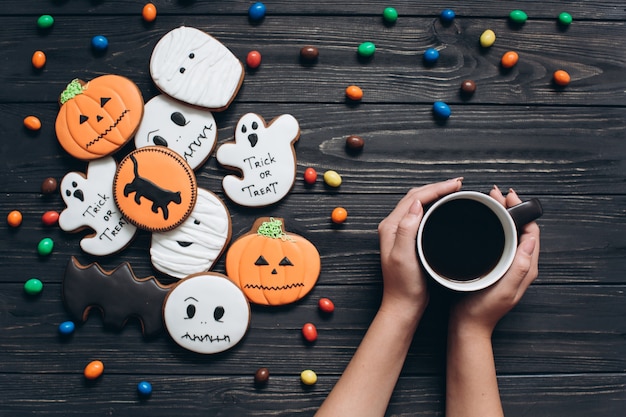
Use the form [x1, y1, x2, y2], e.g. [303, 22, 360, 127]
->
[225, 217, 320, 305]
[55, 75, 144, 160]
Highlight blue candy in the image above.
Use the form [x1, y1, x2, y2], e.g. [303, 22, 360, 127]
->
[58, 321, 75, 335]
[137, 381, 153, 396]
[440, 9, 456, 23]
[248, 2, 266, 21]
[423, 48, 440, 64]
[91, 35, 108, 51]
[433, 101, 451, 119]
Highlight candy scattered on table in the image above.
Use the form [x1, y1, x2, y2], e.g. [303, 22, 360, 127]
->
[58, 320, 75, 335]
[358, 41, 376, 58]
[553, 69, 571, 86]
[432, 101, 451, 119]
[318, 297, 335, 313]
[383, 7, 398, 24]
[331, 207, 348, 224]
[323, 170, 342, 187]
[24, 278, 43, 295]
[23, 115, 42, 131]
[255, 367, 270, 384]
[300, 369, 317, 385]
[440, 9, 456, 24]
[558, 12, 573, 26]
[37, 237, 54, 256]
[303, 167, 317, 184]
[300, 45, 319, 62]
[142, 3, 157, 22]
[41, 210, 59, 226]
[246, 50, 262, 68]
[302, 322, 318, 342]
[37, 15, 54, 29]
[31, 51, 46, 69]
[423, 47, 439, 65]
[41, 177, 57, 194]
[479, 29, 496, 48]
[345, 85, 363, 101]
[501, 51, 519, 68]
[460, 79, 477, 95]
[248, 2, 266, 21]
[345, 135, 364, 151]
[7, 210, 23, 227]
[84, 360, 104, 380]
[137, 381, 153, 396]
[509, 10, 528, 24]
[91, 35, 108, 51]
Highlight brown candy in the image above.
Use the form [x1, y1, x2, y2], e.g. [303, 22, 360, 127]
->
[300, 46, 319, 62]
[461, 80, 476, 94]
[254, 367, 270, 384]
[345, 135, 364, 151]
[41, 177, 58, 194]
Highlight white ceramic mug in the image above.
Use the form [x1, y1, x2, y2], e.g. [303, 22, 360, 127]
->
[417, 191, 542, 291]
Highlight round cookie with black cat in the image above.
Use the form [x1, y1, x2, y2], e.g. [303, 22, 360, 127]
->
[114, 146, 197, 232]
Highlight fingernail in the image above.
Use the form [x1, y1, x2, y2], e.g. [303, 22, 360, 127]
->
[448, 176, 464, 183]
[520, 237, 536, 256]
[492, 184, 500, 191]
[509, 188, 517, 195]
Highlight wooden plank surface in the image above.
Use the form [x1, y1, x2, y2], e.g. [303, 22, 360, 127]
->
[1, 1, 625, 416]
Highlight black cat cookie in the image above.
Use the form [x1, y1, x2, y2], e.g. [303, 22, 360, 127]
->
[113, 146, 197, 232]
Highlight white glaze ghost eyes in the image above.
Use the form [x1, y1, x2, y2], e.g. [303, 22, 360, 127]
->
[163, 273, 250, 354]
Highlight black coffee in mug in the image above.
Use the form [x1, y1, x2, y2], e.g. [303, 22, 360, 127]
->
[421, 199, 505, 281]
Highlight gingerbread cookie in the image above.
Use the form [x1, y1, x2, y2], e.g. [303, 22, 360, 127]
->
[150, 26, 244, 111]
[163, 272, 250, 354]
[135, 94, 217, 170]
[63, 257, 173, 337]
[225, 217, 320, 305]
[216, 113, 300, 207]
[59, 156, 137, 256]
[113, 146, 197, 232]
[55, 75, 144, 160]
[150, 188, 231, 279]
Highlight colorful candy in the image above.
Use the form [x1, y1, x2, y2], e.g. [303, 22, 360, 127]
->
[323, 170, 342, 187]
[423, 48, 439, 65]
[254, 367, 270, 384]
[440, 9, 456, 24]
[318, 298, 335, 313]
[42, 210, 59, 226]
[382, 7, 398, 24]
[553, 70, 571, 86]
[58, 321, 75, 335]
[37, 15, 54, 29]
[479, 29, 496, 48]
[345, 85, 363, 101]
[41, 177, 57, 194]
[248, 2, 266, 21]
[300, 369, 317, 385]
[37, 237, 54, 256]
[31, 51, 46, 69]
[7, 210, 23, 227]
[358, 41, 376, 58]
[302, 323, 318, 342]
[24, 278, 43, 295]
[303, 167, 317, 184]
[345, 135, 364, 151]
[501, 51, 519, 68]
[331, 207, 348, 224]
[300, 46, 319, 62]
[137, 381, 153, 396]
[23, 115, 42, 131]
[509, 10, 528, 24]
[460, 79, 477, 95]
[84, 360, 104, 380]
[91, 35, 108, 51]
[432, 101, 451, 119]
[142, 3, 157, 22]
[558, 12, 573, 26]
[246, 50, 262, 68]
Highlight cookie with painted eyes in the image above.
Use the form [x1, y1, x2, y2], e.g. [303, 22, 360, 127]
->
[135, 94, 217, 170]
[150, 26, 244, 111]
[163, 272, 250, 354]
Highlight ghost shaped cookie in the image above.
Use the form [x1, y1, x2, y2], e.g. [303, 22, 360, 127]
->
[135, 94, 217, 170]
[163, 272, 250, 354]
[150, 188, 231, 279]
[59, 156, 138, 256]
[150, 26, 244, 111]
[216, 113, 300, 207]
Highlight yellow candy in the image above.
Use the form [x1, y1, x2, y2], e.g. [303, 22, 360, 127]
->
[300, 369, 317, 385]
[480, 29, 496, 48]
[323, 170, 342, 187]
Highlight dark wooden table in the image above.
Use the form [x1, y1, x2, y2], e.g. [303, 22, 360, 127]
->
[1, 1, 625, 415]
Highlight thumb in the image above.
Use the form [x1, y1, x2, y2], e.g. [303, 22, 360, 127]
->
[500, 237, 536, 293]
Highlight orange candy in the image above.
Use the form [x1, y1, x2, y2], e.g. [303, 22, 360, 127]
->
[32, 50, 46, 69]
[142, 3, 157, 22]
[500, 51, 519, 68]
[7, 210, 23, 227]
[345, 85, 363, 101]
[23, 115, 42, 131]
[553, 69, 571, 86]
[331, 207, 348, 224]
[84, 360, 104, 380]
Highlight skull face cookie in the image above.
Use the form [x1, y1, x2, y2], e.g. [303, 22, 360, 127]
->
[150, 26, 244, 111]
[216, 113, 300, 207]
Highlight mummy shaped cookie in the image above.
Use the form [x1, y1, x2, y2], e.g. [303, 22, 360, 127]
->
[150, 26, 244, 111]
[59, 156, 137, 256]
[135, 94, 217, 170]
[163, 272, 250, 354]
[216, 113, 300, 207]
[150, 188, 231, 279]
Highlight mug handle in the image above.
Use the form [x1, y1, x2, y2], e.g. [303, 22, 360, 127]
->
[507, 198, 543, 232]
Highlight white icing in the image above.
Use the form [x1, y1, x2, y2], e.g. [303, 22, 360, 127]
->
[135, 94, 217, 170]
[216, 113, 300, 207]
[150, 188, 231, 278]
[59, 157, 137, 256]
[163, 273, 250, 354]
[150, 26, 244, 110]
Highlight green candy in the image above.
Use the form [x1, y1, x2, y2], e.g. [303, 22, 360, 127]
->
[358, 41, 376, 58]
[383, 7, 398, 23]
[24, 278, 43, 295]
[37, 15, 54, 29]
[558, 12, 573, 25]
[37, 237, 54, 256]
[509, 10, 528, 24]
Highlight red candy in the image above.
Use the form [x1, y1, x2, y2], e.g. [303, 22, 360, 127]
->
[246, 50, 262, 69]
[303, 167, 317, 184]
[318, 297, 335, 313]
[42, 210, 59, 226]
[301, 322, 318, 342]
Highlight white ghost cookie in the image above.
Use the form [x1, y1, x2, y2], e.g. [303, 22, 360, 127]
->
[150, 188, 231, 279]
[59, 157, 138, 256]
[163, 272, 250, 354]
[216, 113, 300, 207]
[150, 26, 244, 111]
[135, 94, 217, 170]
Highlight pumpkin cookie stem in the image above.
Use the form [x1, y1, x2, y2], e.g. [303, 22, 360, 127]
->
[257, 218, 293, 241]
[60, 79, 86, 104]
